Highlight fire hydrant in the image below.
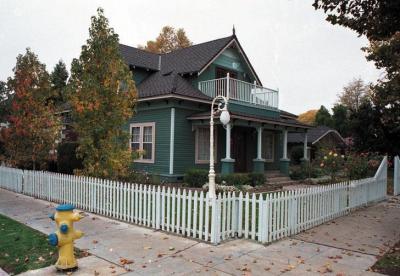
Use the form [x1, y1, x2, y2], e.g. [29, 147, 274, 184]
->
[48, 204, 84, 271]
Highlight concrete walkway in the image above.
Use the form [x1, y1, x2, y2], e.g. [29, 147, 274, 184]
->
[1, 188, 399, 275]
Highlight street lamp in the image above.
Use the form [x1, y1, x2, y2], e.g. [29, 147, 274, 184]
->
[209, 95, 230, 199]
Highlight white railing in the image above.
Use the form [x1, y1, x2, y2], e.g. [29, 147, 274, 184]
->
[394, 156, 400, 196]
[0, 157, 387, 245]
[198, 74, 279, 109]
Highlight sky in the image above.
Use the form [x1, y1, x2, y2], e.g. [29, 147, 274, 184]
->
[0, 0, 381, 114]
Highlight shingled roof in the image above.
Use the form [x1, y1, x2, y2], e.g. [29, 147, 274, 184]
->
[119, 34, 266, 101]
[288, 125, 345, 144]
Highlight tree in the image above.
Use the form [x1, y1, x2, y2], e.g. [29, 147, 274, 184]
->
[298, 109, 318, 125]
[50, 60, 69, 107]
[4, 48, 60, 169]
[332, 104, 350, 137]
[139, 26, 192, 53]
[337, 78, 370, 112]
[68, 8, 137, 180]
[0, 81, 12, 124]
[315, 105, 333, 127]
[313, 0, 400, 156]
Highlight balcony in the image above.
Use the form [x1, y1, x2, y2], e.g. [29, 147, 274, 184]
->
[198, 75, 279, 109]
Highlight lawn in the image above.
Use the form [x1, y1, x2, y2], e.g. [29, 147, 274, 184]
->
[371, 240, 400, 276]
[0, 214, 58, 275]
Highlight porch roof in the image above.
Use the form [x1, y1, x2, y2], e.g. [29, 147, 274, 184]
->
[187, 111, 312, 130]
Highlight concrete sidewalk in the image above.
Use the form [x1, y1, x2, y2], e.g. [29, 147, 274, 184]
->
[1, 188, 399, 275]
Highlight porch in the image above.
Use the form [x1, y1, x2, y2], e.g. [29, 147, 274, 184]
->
[187, 110, 312, 175]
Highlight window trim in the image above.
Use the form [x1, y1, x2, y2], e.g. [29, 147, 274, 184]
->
[130, 122, 155, 164]
[195, 126, 217, 164]
[262, 131, 275, 162]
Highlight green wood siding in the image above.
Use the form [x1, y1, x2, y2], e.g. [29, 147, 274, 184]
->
[128, 102, 171, 175]
[132, 68, 151, 85]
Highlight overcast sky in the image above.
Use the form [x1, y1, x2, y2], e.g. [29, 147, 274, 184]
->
[0, 0, 381, 114]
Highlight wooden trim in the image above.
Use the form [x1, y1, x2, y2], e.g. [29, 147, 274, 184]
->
[130, 122, 156, 163]
[138, 95, 211, 104]
[312, 130, 345, 145]
[198, 39, 262, 85]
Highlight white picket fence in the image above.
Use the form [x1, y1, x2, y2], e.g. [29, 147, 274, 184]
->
[0, 157, 388, 244]
[394, 156, 400, 196]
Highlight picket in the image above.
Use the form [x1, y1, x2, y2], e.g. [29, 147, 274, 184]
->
[0, 157, 388, 245]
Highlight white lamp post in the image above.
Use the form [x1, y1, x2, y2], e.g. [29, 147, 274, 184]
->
[209, 95, 230, 199]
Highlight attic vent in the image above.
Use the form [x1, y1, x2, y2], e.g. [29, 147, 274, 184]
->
[162, 71, 173, 76]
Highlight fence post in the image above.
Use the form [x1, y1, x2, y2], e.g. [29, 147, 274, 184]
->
[210, 196, 221, 245]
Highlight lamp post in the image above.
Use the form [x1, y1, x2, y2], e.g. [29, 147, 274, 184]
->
[209, 95, 230, 199]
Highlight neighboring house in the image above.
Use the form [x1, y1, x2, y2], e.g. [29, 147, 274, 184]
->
[120, 31, 311, 181]
[288, 125, 346, 161]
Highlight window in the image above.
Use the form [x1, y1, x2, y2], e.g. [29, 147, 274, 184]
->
[262, 132, 274, 162]
[130, 123, 155, 163]
[195, 127, 217, 164]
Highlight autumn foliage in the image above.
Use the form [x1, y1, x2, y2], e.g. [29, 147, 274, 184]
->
[298, 109, 318, 125]
[139, 26, 192, 54]
[68, 8, 137, 180]
[2, 49, 60, 169]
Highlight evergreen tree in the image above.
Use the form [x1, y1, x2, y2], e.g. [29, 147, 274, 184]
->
[315, 105, 333, 127]
[4, 48, 60, 169]
[332, 104, 349, 137]
[68, 8, 137, 180]
[50, 60, 69, 107]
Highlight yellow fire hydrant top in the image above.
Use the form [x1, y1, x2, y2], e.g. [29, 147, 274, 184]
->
[48, 204, 84, 271]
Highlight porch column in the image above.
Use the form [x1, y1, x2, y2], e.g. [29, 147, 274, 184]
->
[302, 132, 309, 161]
[253, 126, 265, 173]
[221, 123, 235, 175]
[279, 129, 290, 176]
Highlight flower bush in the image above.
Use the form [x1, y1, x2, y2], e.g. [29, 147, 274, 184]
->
[317, 149, 345, 183]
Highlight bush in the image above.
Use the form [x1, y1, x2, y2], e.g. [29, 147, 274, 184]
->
[248, 173, 266, 186]
[290, 162, 323, 180]
[291, 146, 304, 165]
[344, 153, 369, 180]
[216, 173, 265, 187]
[184, 169, 208, 188]
[57, 142, 83, 174]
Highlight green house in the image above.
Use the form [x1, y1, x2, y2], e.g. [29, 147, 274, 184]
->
[120, 32, 311, 182]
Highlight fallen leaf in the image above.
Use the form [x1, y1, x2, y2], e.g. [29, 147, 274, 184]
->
[38, 256, 45, 262]
[119, 258, 134, 265]
[92, 240, 98, 244]
[94, 271, 100, 276]
[144, 246, 152, 250]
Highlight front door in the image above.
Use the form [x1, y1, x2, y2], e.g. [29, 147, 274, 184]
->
[232, 127, 247, 172]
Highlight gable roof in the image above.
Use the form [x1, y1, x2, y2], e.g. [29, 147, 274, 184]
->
[119, 34, 265, 101]
[288, 125, 345, 145]
[119, 44, 159, 71]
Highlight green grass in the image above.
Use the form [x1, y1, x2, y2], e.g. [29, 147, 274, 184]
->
[0, 214, 58, 275]
[372, 240, 400, 276]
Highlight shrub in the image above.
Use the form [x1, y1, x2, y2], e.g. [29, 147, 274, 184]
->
[317, 149, 345, 183]
[344, 153, 369, 180]
[290, 146, 304, 165]
[57, 142, 83, 174]
[216, 173, 265, 188]
[290, 162, 323, 180]
[184, 169, 208, 188]
[248, 173, 266, 186]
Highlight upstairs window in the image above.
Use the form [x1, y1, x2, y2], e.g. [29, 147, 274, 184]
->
[130, 122, 155, 163]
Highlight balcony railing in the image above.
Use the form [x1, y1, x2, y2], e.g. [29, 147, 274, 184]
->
[198, 75, 279, 109]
